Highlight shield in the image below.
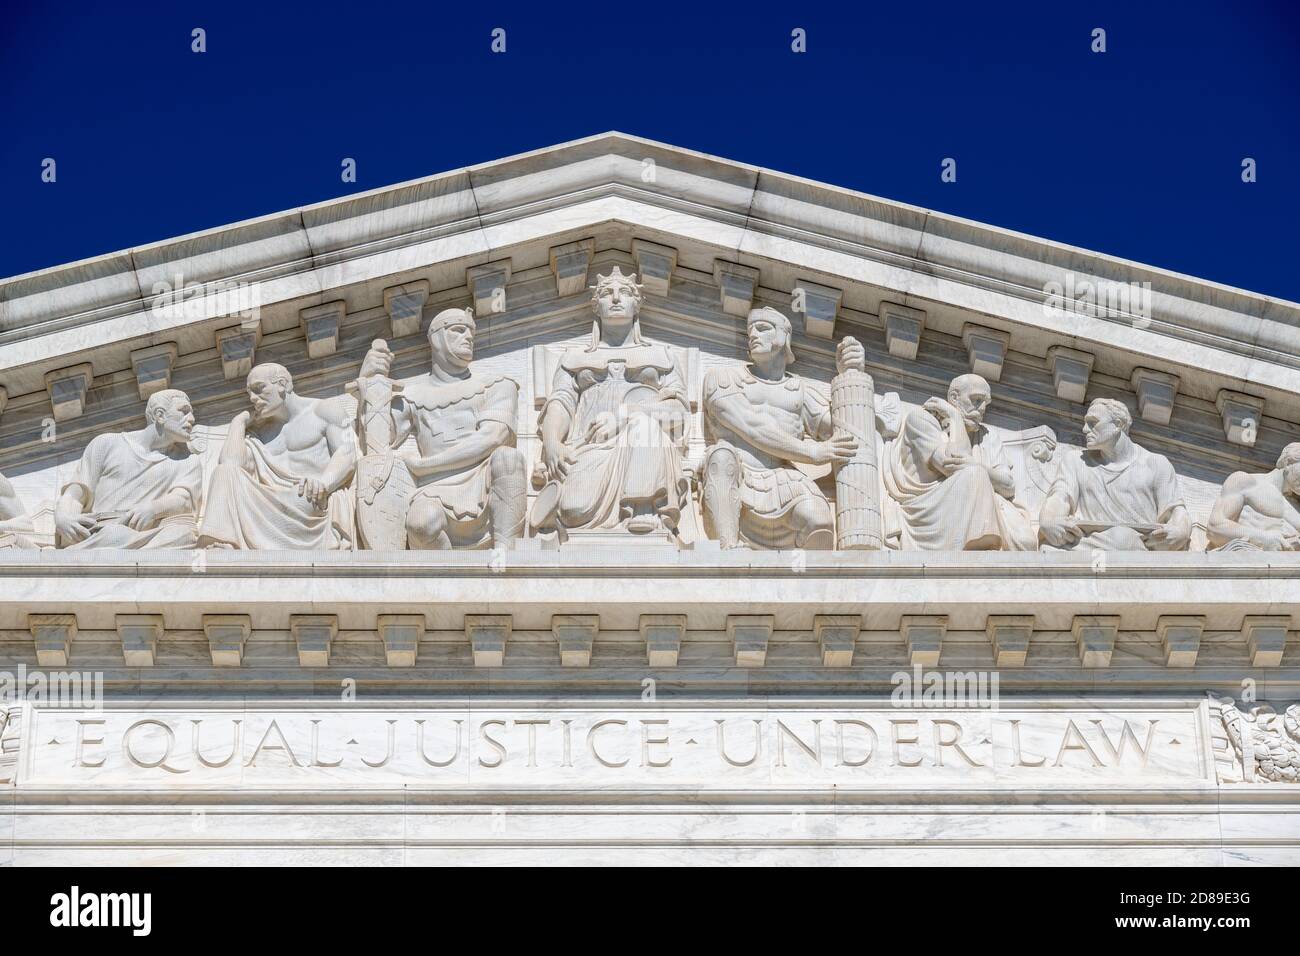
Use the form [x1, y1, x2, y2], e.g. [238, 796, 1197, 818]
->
[355, 452, 415, 550]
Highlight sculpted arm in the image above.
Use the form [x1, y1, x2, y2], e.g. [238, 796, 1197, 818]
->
[1038, 469, 1081, 548]
[706, 384, 854, 466]
[320, 403, 359, 496]
[1207, 473, 1292, 549]
[404, 381, 519, 477]
[218, 410, 253, 470]
[0, 475, 32, 535]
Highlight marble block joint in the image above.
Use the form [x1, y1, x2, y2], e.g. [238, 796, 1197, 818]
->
[902, 615, 946, 667]
[215, 325, 259, 380]
[640, 614, 685, 667]
[1157, 615, 1204, 668]
[962, 325, 1010, 381]
[467, 260, 512, 315]
[1046, 346, 1095, 403]
[378, 614, 424, 667]
[383, 280, 430, 339]
[466, 615, 511, 667]
[203, 614, 250, 667]
[882, 301, 925, 360]
[29, 614, 77, 667]
[631, 239, 677, 297]
[815, 614, 861, 667]
[1073, 616, 1120, 668]
[553, 615, 597, 667]
[299, 301, 344, 359]
[129, 343, 178, 400]
[713, 260, 759, 317]
[793, 279, 842, 339]
[117, 614, 163, 667]
[1216, 390, 1264, 447]
[549, 239, 595, 297]
[729, 615, 774, 667]
[1132, 368, 1180, 425]
[987, 615, 1035, 667]
[292, 614, 338, 667]
[1242, 616, 1289, 668]
[44, 364, 94, 422]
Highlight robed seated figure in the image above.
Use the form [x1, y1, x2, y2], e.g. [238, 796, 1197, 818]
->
[1039, 397, 1190, 552]
[54, 388, 203, 550]
[531, 267, 689, 536]
[198, 364, 357, 550]
[883, 373, 1036, 551]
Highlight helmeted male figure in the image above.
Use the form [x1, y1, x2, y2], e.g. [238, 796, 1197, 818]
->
[199, 364, 356, 550]
[54, 388, 202, 549]
[1039, 397, 1190, 551]
[1207, 442, 1300, 551]
[700, 306, 858, 550]
[358, 308, 526, 549]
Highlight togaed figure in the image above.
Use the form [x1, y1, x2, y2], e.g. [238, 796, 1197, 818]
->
[883, 373, 1036, 551]
[0, 471, 37, 549]
[1039, 397, 1190, 551]
[198, 364, 356, 550]
[54, 389, 203, 549]
[532, 267, 689, 535]
[700, 307, 858, 550]
[1207, 442, 1300, 551]
[356, 309, 526, 550]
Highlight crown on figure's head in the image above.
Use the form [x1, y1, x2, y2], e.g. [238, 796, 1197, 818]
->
[589, 266, 643, 302]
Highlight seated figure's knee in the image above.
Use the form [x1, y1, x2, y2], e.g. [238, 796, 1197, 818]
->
[406, 498, 447, 542]
[792, 496, 834, 549]
[489, 445, 526, 477]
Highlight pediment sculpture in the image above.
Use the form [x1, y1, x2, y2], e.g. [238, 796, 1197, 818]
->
[529, 266, 690, 540]
[353, 308, 526, 551]
[4, 287, 1295, 556]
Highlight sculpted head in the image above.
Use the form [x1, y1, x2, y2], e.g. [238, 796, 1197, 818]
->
[746, 307, 796, 365]
[428, 307, 476, 372]
[246, 363, 294, 421]
[947, 374, 992, 429]
[145, 388, 195, 445]
[1083, 397, 1132, 452]
[1276, 442, 1300, 494]
[589, 267, 643, 345]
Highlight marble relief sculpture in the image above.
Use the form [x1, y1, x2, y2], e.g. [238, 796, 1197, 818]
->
[882, 373, 1036, 551]
[198, 364, 356, 550]
[1214, 695, 1300, 783]
[0, 472, 37, 549]
[1038, 397, 1190, 551]
[54, 389, 203, 550]
[531, 267, 689, 536]
[700, 307, 858, 550]
[356, 309, 526, 550]
[1207, 442, 1300, 551]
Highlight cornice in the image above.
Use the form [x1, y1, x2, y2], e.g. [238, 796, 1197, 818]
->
[2, 132, 1297, 417]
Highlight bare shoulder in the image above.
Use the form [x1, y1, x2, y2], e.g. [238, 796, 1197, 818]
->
[1220, 470, 1256, 493]
[313, 395, 355, 429]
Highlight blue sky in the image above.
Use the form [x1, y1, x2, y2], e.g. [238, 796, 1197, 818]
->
[2, 1, 1297, 300]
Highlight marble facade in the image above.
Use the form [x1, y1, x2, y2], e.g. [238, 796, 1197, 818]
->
[0, 133, 1296, 864]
